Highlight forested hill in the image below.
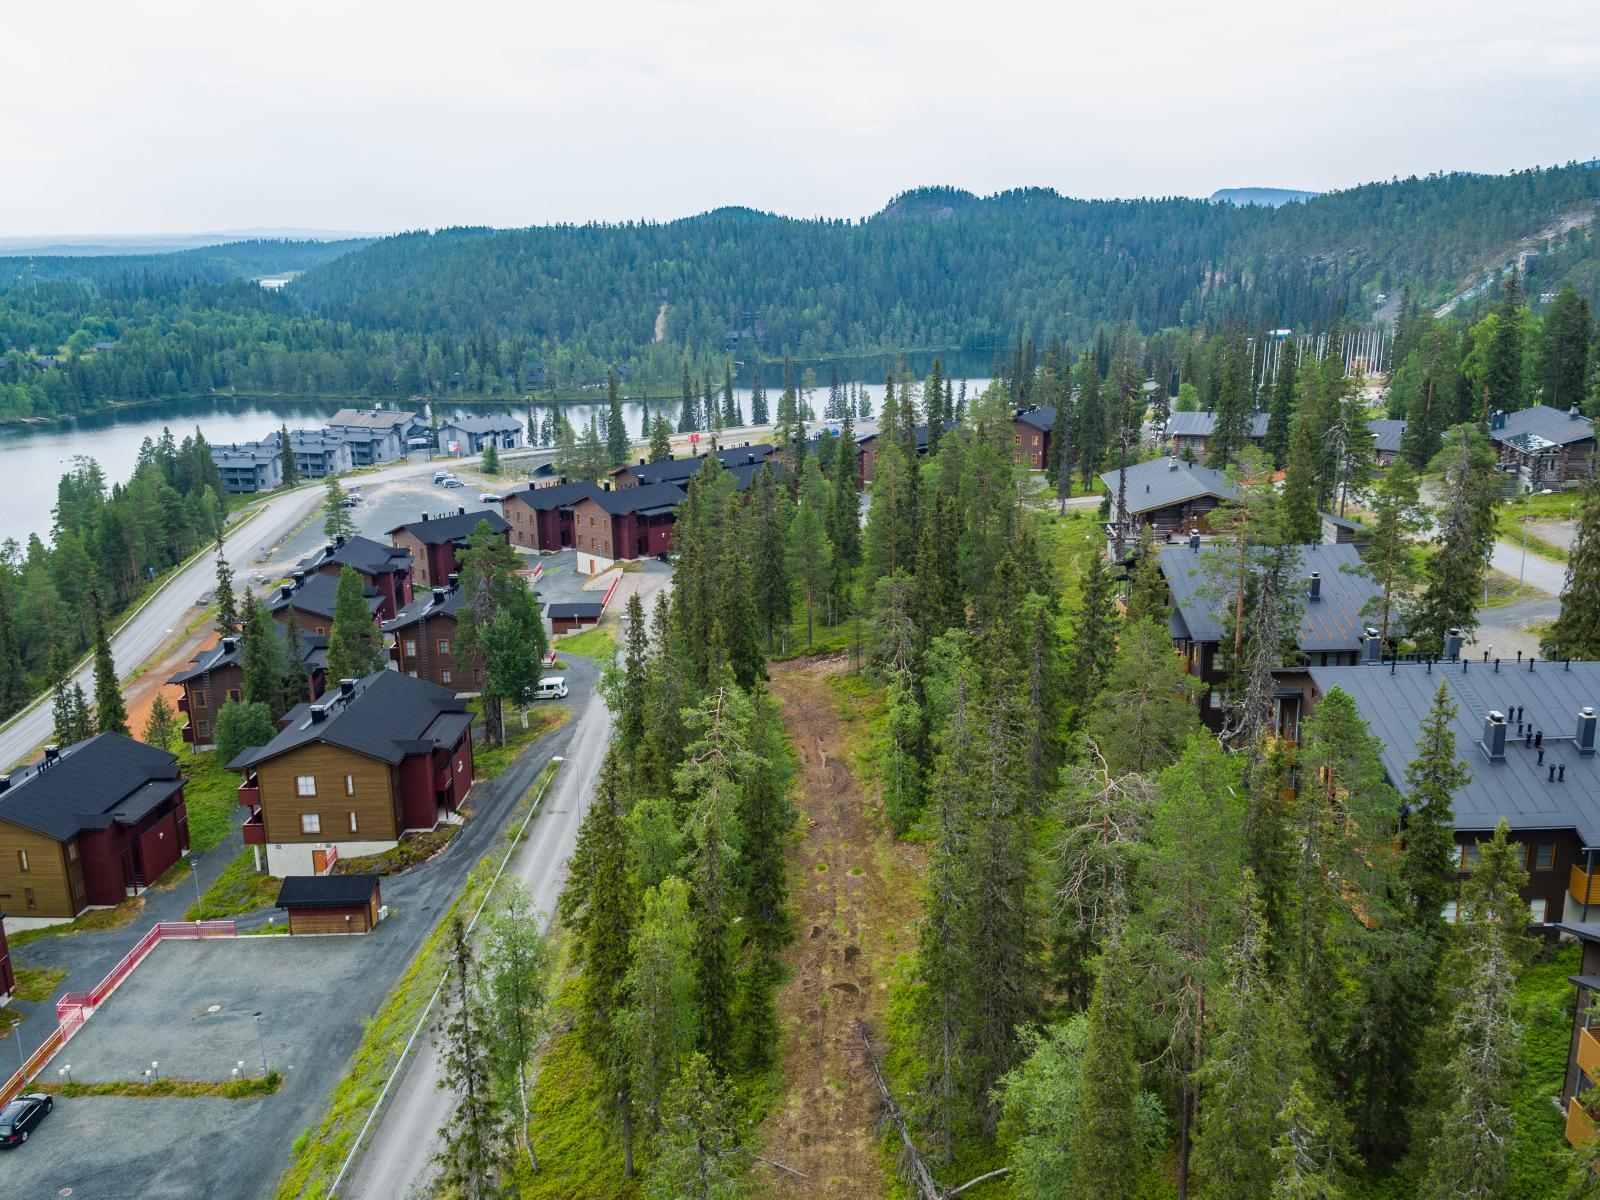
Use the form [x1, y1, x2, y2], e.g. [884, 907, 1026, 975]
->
[0, 238, 373, 287]
[291, 164, 1600, 355]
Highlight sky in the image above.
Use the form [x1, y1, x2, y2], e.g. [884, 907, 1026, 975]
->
[6, 0, 1599, 236]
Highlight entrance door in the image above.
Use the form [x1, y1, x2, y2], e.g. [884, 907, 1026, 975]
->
[312, 849, 328, 875]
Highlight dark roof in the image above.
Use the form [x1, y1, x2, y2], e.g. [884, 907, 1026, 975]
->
[1159, 542, 1383, 652]
[580, 482, 687, 517]
[383, 582, 466, 633]
[1100, 457, 1238, 515]
[268, 572, 381, 622]
[276, 874, 381, 909]
[1320, 512, 1369, 533]
[169, 625, 329, 685]
[1165, 411, 1271, 440]
[441, 415, 522, 434]
[859, 420, 957, 452]
[1556, 922, 1600, 944]
[1369, 419, 1407, 454]
[233, 670, 472, 769]
[1308, 661, 1600, 846]
[547, 601, 604, 620]
[0, 734, 182, 841]
[1014, 406, 1056, 432]
[508, 481, 604, 512]
[614, 444, 776, 486]
[388, 509, 511, 545]
[1490, 404, 1595, 451]
[327, 408, 417, 431]
[298, 535, 412, 577]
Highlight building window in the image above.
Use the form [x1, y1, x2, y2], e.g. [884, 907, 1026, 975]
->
[17, 849, 28, 873]
[345, 774, 355, 796]
[197, 721, 210, 737]
[24, 888, 35, 911]
[195, 691, 208, 710]
[404, 639, 417, 657]
[1460, 841, 1481, 870]
[1531, 843, 1555, 871]
[227, 688, 242, 704]
[349, 811, 359, 833]
[442, 670, 453, 684]
[438, 639, 450, 655]
[408, 670, 418, 678]
[1442, 900, 1459, 923]
[67, 842, 77, 861]
[1530, 897, 1549, 923]
[296, 775, 317, 797]
[301, 813, 321, 834]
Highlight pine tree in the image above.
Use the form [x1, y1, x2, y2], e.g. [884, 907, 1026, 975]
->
[214, 553, 239, 636]
[434, 918, 510, 1198]
[620, 876, 699, 1143]
[649, 413, 673, 464]
[1264, 340, 1298, 468]
[1408, 425, 1499, 651]
[325, 565, 385, 681]
[1537, 284, 1593, 411]
[278, 424, 299, 486]
[679, 360, 698, 433]
[1068, 932, 1148, 1200]
[1064, 548, 1117, 721]
[322, 474, 355, 540]
[91, 606, 128, 737]
[481, 439, 500, 475]
[1360, 462, 1426, 644]
[648, 1053, 752, 1200]
[143, 691, 179, 751]
[1084, 618, 1197, 776]
[1549, 483, 1600, 659]
[786, 456, 833, 649]
[607, 368, 629, 464]
[1281, 416, 1321, 544]
[1123, 524, 1169, 624]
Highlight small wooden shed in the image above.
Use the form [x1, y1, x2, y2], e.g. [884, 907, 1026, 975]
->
[274, 874, 383, 935]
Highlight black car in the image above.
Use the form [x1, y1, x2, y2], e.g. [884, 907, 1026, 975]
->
[0, 1093, 52, 1147]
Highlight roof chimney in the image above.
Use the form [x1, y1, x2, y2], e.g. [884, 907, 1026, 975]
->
[1363, 627, 1382, 664]
[1443, 627, 1462, 662]
[1481, 711, 1508, 763]
[458, 506, 466, 516]
[280, 584, 294, 600]
[0, 774, 9, 795]
[432, 587, 446, 604]
[309, 704, 328, 723]
[222, 636, 238, 654]
[1578, 706, 1597, 756]
[292, 570, 306, 589]
[339, 678, 356, 697]
[447, 572, 459, 588]
[44, 744, 60, 763]
[422, 510, 430, 523]
[325, 542, 336, 557]
[1308, 571, 1322, 602]
[1168, 456, 1179, 471]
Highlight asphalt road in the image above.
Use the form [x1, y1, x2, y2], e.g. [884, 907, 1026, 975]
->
[1490, 536, 1568, 598]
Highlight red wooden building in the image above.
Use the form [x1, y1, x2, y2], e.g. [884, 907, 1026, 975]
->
[296, 535, 415, 621]
[388, 509, 511, 587]
[168, 627, 329, 748]
[570, 482, 685, 574]
[503, 481, 603, 553]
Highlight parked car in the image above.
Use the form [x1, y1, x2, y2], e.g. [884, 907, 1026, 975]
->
[442, 478, 464, 489]
[530, 676, 568, 700]
[0, 1094, 52, 1147]
[433, 471, 456, 485]
[478, 493, 503, 504]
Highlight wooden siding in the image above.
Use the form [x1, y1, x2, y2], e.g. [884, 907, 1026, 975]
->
[288, 895, 377, 935]
[0, 820, 80, 918]
[257, 743, 400, 846]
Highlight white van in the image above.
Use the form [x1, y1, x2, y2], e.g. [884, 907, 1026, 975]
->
[531, 676, 568, 700]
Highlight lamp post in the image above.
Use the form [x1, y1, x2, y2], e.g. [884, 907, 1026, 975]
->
[191, 854, 204, 922]
[9, 1019, 23, 1074]
[253, 1012, 268, 1076]
[57, 1065, 71, 1086]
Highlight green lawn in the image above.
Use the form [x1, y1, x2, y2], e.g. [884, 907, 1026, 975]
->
[1496, 490, 1585, 564]
[184, 848, 281, 921]
[555, 622, 619, 661]
[181, 750, 247, 852]
[471, 704, 569, 781]
[12, 965, 66, 1003]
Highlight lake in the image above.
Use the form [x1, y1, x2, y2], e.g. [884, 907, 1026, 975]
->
[1, 369, 990, 548]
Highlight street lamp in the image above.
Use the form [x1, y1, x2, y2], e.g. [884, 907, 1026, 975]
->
[9, 1019, 23, 1074]
[57, 1065, 71, 1085]
[253, 1012, 268, 1075]
[191, 854, 204, 921]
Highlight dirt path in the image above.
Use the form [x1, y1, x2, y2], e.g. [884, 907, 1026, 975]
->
[758, 657, 923, 1198]
[653, 301, 669, 343]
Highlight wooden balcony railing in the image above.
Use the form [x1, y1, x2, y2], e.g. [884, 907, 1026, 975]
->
[1572, 864, 1600, 907]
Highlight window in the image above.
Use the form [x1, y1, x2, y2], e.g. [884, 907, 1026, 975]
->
[438, 639, 450, 655]
[349, 811, 359, 833]
[345, 774, 355, 796]
[66, 842, 77, 862]
[441, 670, 453, 685]
[24, 888, 35, 911]
[408, 670, 418, 678]
[300, 813, 321, 834]
[1461, 841, 1481, 869]
[296, 775, 317, 797]
[197, 721, 210, 737]
[17, 849, 28, 873]
[1442, 900, 1459, 923]
[195, 691, 208, 710]
[227, 688, 242, 704]
[1530, 897, 1549, 923]
[404, 639, 417, 657]
[1531, 843, 1556, 871]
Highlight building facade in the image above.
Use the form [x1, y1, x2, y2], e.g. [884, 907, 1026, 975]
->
[297, 535, 415, 621]
[212, 443, 284, 494]
[437, 415, 526, 455]
[168, 629, 329, 748]
[388, 509, 511, 587]
[569, 483, 684, 574]
[384, 579, 477, 692]
[1012, 406, 1055, 469]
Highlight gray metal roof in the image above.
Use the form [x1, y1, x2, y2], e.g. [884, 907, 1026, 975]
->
[233, 670, 471, 770]
[1369, 419, 1407, 454]
[0, 734, 182, 841]
[387, 509, 511, 545]
[547, 601, 604, 620]
[509, 482, 604, 512]
[1490, 404, 1595, 449]
[1100, 457, 1238, 515]
[1015, 406, 1056, 432]
[383, 582, 466, 633]
[326, 408, 418, 431]
[1308, 660, 1600, 847]
[1159, 542, 1382, 652]
[582, 482, 687, 517]
[268, 572, 382, 622]
[169, 624, 329, 685]
[297, 535, 412, 578]
[1165, 411, 1270, 440]
[442, 415, 523, 434]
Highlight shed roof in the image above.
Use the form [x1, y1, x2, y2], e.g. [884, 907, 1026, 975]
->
[547, 601, 604, 620]
[1308, 661, 1600, 847]
[276, 874, 381, 909]
[1099, 457, 1238, 515]
[1159, 542, 1383, 652]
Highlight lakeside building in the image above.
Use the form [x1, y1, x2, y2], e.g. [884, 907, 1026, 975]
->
[212, 442, 284, 493]
[1012, 406, 1056, 469]
[324, 408, 425, 465]
[383, 577, 475, 693]
[436, 415, 525, 456]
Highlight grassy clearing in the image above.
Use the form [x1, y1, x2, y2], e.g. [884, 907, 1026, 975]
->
[39, 1071, 283, 1099]
[180, 750, 247, 852]
[6, 897, 145, 951]
[184, 849, 281, 921]
[475, 705, 569, 781]
[274, 760, 560, 1200]
[1498, 511, 1571, 564]
[12, 966, 66, 1003]
[1484, 569, 1543, 608]
[0, 1005, 23, 1039]
[335, 827, 459, 876]
[555, 623, 619, 661]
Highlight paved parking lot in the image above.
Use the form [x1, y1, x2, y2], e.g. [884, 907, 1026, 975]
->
[1, 928, 410, 1198]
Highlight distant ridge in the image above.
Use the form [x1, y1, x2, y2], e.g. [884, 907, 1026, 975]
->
[0, 228, 385, 257]
[1209, 187, 1320, 207]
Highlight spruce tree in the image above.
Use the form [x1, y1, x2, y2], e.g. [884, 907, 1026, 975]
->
[278, 424, 299, 486]
[143, 692, 180, 751]
[722, 363, 738, 426]
[1360, 462, 1426, 644]
[1548, 483, 1600, 659]
[827, 413, 861, 571]
[278, 617, 309, 713]
[748, 365, 768, 426]
[1064, 548, 1117, 721]
[1264, 340, 1298, 468]
[649, 412, 673, 463]
[620, 876, 699, 1144]
[240, 595, 286, 712]
[434, 918, 510, 1198]
[648, 1053, 752, 1200]
[1281, 416, 1321, 544]
[322, 473, 355, 540]
[1123, 524, 1169, 624]
[481, 439, 500, 475]
[679, 360, 698, 433]
[1537, 284, 1593, 411]
[91, 608, 128, 737]
[785, 456, 833, 649]
[1084, 618, 1197, 776]
[1068, 932, 1147, 1200]
[1408, 425, 1499, 651]
[1270, 1082, 1348, 1200]
[214, 553, 239, 636]
[325, 565, 385, 681]
[607, 368, 629, 464]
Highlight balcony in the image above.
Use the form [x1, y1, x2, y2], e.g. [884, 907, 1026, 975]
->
[1580, 1027, 1600, 1087]
[181, 718, 196, 744]
[1568, 1095, 1598, 1147]
[176, 692, 189, 713]
[241, 808, 265, 846]
[1571, 864, 1600, 907]
[236, 775, 260, 809]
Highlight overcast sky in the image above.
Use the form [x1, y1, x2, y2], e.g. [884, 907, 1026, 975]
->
[6, 0, 1598, 236]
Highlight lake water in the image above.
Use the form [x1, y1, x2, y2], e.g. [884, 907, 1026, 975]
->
[1, 370, 990, 548]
